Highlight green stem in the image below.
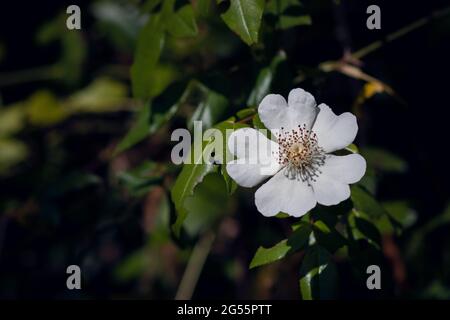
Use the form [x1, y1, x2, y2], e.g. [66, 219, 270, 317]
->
[0, 65, 62, 87]
[175, 231, 215, 300]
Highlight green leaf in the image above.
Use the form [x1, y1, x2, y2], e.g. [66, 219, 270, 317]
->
[115, 84, 183, 155]
[351, 185, 394, 234]
[0, 138, 29, 175]
[171, 118, 247, 236]
[351, 185, 387, 220]
[247, 51, 286, 106]
[187, 82, 229, 130]
[361, 147, 407, 173]
[131, 14, 165, 99]
[141, 0, 163, 13]
[196, 0, 211, 16]
[171, 163, 216, 237]
[279, 15, 311, 29]
[183, 172, 229, 236]
[299, 245, 337, 300]
[221, 165, 238, 195]
[250, 223, 311, 269]
[166, 4, 198, 38]
[345, 143, 359, 154]
[252, 113, 267, 130]
[266, 0, 311, 30]
[26, 91, 68, 126]
[0, 105, 26, 136]
[117, 161, 164, 197]
[66, 77, 128, 113]
[236, 108, 256, 120]
[382, 201, 417, 229]
[348, 212, 382, 249]
[312, 220, 346, 253]
[220, 0, 265, 45]
[265, 0, 300, 14]
[114, 102, 151, 154]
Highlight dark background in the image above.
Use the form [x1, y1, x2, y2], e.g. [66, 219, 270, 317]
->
[0, 0, 449, 299]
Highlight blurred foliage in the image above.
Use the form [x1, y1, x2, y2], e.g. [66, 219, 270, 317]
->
[0, 0, 449, 299]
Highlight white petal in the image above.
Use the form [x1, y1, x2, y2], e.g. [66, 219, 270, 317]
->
[226, 128, 280, 188]
[320, 154, 366, 184]
[312, 104, 358, 153]
[287, 88, 318, 129]
[258, 94, 289, 131]
[227, 159, 277, 188]
[258, 88, 318, 133]
[312, 174, 350, 206]
[255, 169, 316, 217]
[311, 154, 366, 205]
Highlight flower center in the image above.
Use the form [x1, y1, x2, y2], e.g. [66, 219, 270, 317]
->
[276, 124, 326, 185]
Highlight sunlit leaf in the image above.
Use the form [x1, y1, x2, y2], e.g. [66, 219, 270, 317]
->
[220, 0, 265, 46]
[66, 78, 128, 113]
[0, 105, 25, 136]
[250, 223, 312, 269]
[26, 91, 68, 126]
[0, 138, 29, 174]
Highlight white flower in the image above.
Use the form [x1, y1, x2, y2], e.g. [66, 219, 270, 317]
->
[226, 88, 366, 217]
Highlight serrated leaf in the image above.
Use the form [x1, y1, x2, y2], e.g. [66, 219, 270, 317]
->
[299, 245, 337, 300]
[166, 4, 198, 38]
[250, 223, 311, 269]
[220, 0, 265, 45]
[131, 14, 165, 99]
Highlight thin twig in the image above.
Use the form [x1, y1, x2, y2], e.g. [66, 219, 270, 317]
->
[0, 65, 63, 87]
[352, 5, 450, 60]
[175, 231, 215, 300]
